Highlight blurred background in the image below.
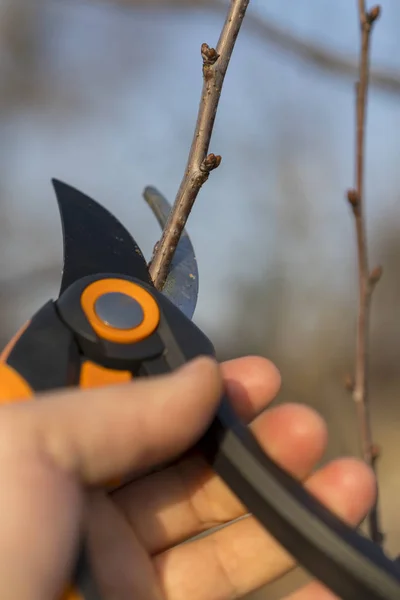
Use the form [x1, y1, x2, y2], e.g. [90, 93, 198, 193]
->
[0, 0, 399, 596]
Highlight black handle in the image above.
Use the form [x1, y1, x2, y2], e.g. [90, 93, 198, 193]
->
[200, 398, 400, 600]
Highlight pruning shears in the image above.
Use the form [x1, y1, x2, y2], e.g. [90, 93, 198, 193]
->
[0, 179, 399, 600]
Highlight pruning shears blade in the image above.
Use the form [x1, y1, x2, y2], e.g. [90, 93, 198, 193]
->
[143, 186, 199, 320]
[53, 179, 152, 296]
[54, 180, 199, 321]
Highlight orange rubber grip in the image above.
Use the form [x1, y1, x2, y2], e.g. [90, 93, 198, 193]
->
[0, 321, 133, 398]
[0, 321, 33, 404]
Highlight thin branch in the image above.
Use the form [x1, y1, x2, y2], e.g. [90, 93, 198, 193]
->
[148, 0, 250, 289]
[346, 2, 384, 546]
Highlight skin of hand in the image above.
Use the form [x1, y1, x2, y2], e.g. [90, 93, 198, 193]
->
[0, 356, 376, 600]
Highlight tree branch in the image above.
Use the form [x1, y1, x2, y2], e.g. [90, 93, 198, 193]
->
[148, 0, 250, 289]
[346, 2, 384, 546]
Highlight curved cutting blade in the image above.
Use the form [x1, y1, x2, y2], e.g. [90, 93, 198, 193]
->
[53, 179, 152, 296]
[143, 186, 199, 320]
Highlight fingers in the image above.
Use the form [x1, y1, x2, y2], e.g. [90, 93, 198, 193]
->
[0, 446, 82, 599]
[221, 356, 281, 422]
[153, 458, 376, 600]
[0, 357, 222, 484]
[250, 402, 328, 480]
[85, 491, 163, 600]
[113, 402, 327, 554]
[112, 355, 283, 547]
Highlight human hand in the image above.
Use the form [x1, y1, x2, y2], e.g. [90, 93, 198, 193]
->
[0, 356, 375, 599]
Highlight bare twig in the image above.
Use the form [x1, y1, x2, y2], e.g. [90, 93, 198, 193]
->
[148, 0, 250, 289]
[346, 2, 384, 545]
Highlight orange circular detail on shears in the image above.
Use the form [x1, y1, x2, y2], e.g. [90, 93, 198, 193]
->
[80, 278, 160, 344]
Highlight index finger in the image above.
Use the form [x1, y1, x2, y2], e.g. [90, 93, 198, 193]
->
[221, 356, 281, 422]
[0, 357, 223, 485]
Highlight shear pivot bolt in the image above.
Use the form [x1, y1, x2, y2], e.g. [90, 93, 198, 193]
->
[94, 292, 144, 330]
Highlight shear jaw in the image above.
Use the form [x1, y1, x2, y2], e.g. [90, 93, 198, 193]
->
[53, 179, 152, 296]
[143, 186, 199, 321]
[53, 179, 199, 321]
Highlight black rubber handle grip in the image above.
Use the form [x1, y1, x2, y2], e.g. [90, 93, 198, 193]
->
[199, 397, 400, 600]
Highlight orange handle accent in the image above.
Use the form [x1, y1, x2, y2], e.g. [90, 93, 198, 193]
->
[80, 360, 131, 389]
[0, 362, 33, 404]
[0, 321, 33, 405]
[81, 278, 160, 344]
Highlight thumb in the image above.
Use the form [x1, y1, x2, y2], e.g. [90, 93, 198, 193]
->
[7, 356, 223, 484]
[0, 357, 222, 599]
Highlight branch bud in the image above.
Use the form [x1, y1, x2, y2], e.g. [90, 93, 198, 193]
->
[368, 5, 381, 24]
[346, 188, 361, 215]
[344, 374, 354, 392]
[200, 153, 222, 173]
[347, 188, 359, 207]
[201, 43, 219, 66]
[369, 265, 383, 285]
